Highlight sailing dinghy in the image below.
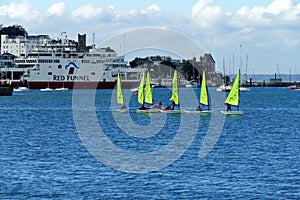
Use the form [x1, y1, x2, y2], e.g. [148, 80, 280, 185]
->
[116, 72, 128, 112]
[137, 71, 159, 113]
[184, 70, 215, 114]
[159, 70, 182, 113]
[221, 69, 243, 115]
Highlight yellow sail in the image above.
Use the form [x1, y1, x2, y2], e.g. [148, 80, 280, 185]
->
[200, 70, 208, 106]
[170, 70, 179, 105]
[138, 73, 145, 105]
[145, 71, 153, 104]
[225, 69, 240, 106]
[117, 72, 124, 105]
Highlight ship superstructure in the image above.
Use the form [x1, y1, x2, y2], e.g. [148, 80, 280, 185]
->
[0, 34, 145, 89]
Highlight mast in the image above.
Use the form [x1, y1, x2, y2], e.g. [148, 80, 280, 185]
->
[117, 72, 124, 105]
[224, 69, 240, 109]
[228, 57, 231, 82]
[92, 33, 95, 49]
[200, 70, 209, 110]
[232, 53, 235, 82]
[238, 69, 240, 111]
[24, 32, 27, 58]
[240, 44, 243, 82]
[245, 54, 248, 83]
[138, 73, 145, 105]
[145, 70, 152, 105]
[170, 71, 179, 105]
[192, 54, 195, 81]
[223, 58, 226, 85]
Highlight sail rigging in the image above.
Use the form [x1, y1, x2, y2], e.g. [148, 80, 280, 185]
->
[145, 71, 153, 104]
[117, 72, 124, 105]
[200, 70, 209, 107]
[170, 70, 179, 105]
[225, 69, 240, 106]
[138, 73, 145, 105]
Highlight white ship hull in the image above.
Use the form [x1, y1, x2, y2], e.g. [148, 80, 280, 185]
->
[5, 47, 145, 89]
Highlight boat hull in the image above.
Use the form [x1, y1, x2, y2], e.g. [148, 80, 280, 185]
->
[220, 110, 243, 115]
[10, 81, 140, 89]
[136, 108, 159, 113]
[183, 110, 216, 114]
[158, 109, 182, 114]
[13, 86, 29, 92]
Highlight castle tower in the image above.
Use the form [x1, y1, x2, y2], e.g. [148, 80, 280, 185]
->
[77, 34, 86, 51]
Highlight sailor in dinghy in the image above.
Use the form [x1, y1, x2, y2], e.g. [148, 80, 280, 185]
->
[184, 70, 215, 114]
[159, 71, 182, 113]
[116, 72, 128, 112]
[221, 69, 243, 115]
[137, 71, 159, 113]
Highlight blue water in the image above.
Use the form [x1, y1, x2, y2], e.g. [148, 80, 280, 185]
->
[0, 88, 300, 199]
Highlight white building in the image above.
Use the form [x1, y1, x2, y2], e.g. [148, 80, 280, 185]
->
[0, 34, 76, 57]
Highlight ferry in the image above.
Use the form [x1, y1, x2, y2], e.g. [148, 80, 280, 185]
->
[2, 40, 145, 89]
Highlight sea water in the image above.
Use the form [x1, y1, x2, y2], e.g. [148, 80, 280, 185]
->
[0, 88, 299, 199]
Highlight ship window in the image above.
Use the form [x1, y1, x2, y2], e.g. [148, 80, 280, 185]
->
[48, 72, 52, 75]
[91, 72, 95, 75]
[58, 64, 62, 69]
[49, 66, 52, 68]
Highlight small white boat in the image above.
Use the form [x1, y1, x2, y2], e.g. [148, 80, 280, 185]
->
[55, 82, 69, 91]
[239, 87, 250, 92]
[40, 82, 53, 92]
[130, 86, 139, 92]
[216, 84, 231, 92]
[289, 85, 300, 90]
[217, 84, 250, 92]
[13, 86, 29, 92]
[54, 87, 69, 91]
[40, 87, 53, 92]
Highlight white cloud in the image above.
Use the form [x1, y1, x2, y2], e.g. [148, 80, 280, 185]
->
[233, 0, 300, 28]
[0, 1, 39, 21]
[265, 0, 293, 15]
[71, 4, 104, 19]
[191, 0, 222, 28]
[191, 0, 300, 30]
[147, 4, 161, 12]
[47, 2, 66, 17]
[232, 6, 271, 27]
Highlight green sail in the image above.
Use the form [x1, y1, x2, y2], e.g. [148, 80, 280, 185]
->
[170, 70, 179, 105]
[200, 70, 208, 106]
[138, 73, 145, 105]
[117, 72, 124, 105]
[225, 70, 240, 106]
[145, 71, 153, 104]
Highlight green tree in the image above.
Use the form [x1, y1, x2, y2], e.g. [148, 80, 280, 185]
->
[0, 25, 27, 37]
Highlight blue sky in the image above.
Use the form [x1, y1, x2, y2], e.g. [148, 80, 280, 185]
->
[1, 0, 300, 74]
